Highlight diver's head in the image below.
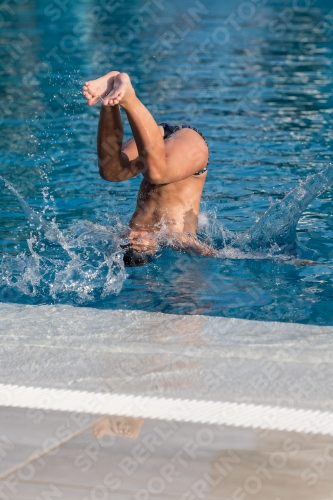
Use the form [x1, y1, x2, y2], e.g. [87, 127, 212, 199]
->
[121, 230, 159, 267]
[122, 249, 156, 267]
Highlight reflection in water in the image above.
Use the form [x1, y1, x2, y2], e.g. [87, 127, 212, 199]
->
[94, 416, 145, 440]
[1, 1, 333, 323]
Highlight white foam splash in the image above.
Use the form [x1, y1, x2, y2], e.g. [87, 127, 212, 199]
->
[0, 177, 128, 303]
[1, 165, 333, 303]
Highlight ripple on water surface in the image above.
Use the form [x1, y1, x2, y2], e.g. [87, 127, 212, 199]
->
[0, 0, 333, 325]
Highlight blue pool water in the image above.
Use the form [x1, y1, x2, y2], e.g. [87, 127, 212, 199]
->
[1, 0, 333, 324]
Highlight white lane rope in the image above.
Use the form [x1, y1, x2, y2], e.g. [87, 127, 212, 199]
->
[0, 383, 332, 437]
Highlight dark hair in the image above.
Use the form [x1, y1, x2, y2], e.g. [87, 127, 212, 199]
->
[123, 251, 153, 267]
[122, 244, 162, 267]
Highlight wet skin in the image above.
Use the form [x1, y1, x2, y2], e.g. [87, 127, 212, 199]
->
[82, 71, 212, 259]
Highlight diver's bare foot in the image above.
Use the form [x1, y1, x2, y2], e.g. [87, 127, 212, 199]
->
[82, 71, 120, 106]
[101, 73, 135, 108]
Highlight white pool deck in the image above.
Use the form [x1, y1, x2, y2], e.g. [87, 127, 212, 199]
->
[0, 303, 333, 498]
[1, 406, 333, 500]
[1, 303, 333, 428]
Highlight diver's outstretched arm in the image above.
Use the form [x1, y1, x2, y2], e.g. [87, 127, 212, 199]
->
[83, 71, 141, 182]
[97, 105, 141, 181]
[84, 72, 208, 184]
[83, 71, 165, 183]
[171, 233, 217, 257]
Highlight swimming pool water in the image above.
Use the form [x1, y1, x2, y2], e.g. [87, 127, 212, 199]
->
[1, 0, 333, 324]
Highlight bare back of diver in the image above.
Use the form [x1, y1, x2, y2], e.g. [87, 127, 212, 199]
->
[82, 71, 333, 266]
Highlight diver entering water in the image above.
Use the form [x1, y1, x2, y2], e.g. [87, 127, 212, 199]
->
[83, 71, 333, 266]
[82, 71, 214, 266]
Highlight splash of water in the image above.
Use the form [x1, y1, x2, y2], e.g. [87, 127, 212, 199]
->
[229, 165, 333, 254]
[1, 165, 332, 304]
[0, 177, 127, 303]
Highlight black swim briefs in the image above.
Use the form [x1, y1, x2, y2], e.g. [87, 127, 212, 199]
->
[159, 122, 209, 175]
